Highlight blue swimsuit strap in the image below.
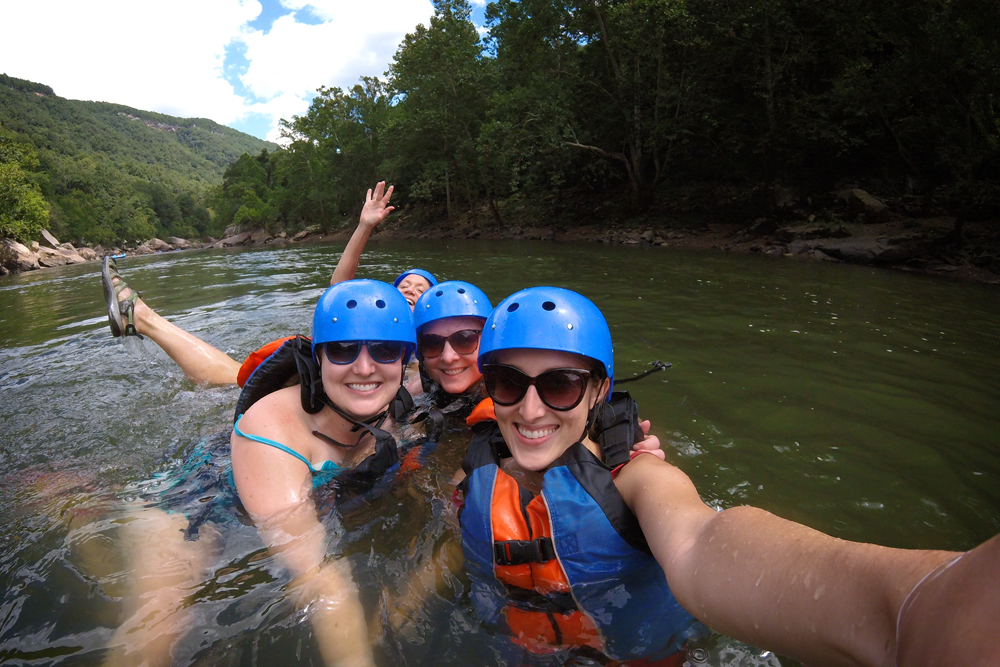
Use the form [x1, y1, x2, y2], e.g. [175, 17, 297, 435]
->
[234, 414, 344, 475]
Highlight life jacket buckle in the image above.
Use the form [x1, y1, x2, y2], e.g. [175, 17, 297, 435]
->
[494, 537, 556, 566]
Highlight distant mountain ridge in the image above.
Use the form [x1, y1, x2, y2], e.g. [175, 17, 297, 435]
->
[0, 73, 276, 244]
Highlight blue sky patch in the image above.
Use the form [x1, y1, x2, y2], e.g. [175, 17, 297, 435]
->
[222, 40, 252, 99]
[294, 6, 326, 26]
[247, 0, 294, 33]
[230, 111, 280, 142]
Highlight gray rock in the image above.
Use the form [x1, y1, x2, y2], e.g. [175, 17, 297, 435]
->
[292, 229, 312, 241]
[787, 240, 818, 255]
[0, 264, 9, 276]
[56, 247, 88, 264]
[77, 247, 98, 261]
[777, 224, 851, 242]
[223, 224, 243, 238]
[39, 229, 60, 249]
[806, 249, 840, 262]
[640, 229, 655, 242]
[37, 246, 70, 267]
[813, 237, 907, 264]
[167, 236, 190, 249]
[1, 238, 40, 272]
[249, 228, 273, 244]
[133, 242, 154, 255]
[220, 232, 252, 247]
[58, 242, 76, 251]
[835, 188, 888, 220]
[147, 238, 173, 252]
[765, 245, 786, 256]
[31, 241, 40, 251]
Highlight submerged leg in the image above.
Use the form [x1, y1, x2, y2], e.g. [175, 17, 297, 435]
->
[102, 260, 241, 385]
[103, 509, 219, 667]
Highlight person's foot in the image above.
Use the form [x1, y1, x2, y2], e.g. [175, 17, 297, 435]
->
[101, 257, 145, 338]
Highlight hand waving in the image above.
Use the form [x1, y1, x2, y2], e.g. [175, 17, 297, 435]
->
[360, 182, 395, 229]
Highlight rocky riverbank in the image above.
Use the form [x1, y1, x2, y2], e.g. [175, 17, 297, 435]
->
[3, 188, 999, 285]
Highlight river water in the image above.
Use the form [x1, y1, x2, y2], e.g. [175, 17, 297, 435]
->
[1, 241, 998, 665]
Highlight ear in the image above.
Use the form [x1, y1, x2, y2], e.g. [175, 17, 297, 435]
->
[588, 377, 611, 410]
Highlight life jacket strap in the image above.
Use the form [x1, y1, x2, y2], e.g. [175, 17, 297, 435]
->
[494, 537, 556, 566]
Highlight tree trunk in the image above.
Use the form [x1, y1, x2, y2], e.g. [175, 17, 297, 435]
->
[464, 176, 474, 213]
[488, 195, 503, 227]
[763, 3, 777, 193]
[445, 168, 452, 221]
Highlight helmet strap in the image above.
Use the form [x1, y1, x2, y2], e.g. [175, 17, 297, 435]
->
[314, 393, 393, 449]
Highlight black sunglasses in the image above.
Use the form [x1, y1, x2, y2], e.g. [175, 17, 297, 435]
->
[322, 341, 405, 365]
[418, 329, 482, 358]
[482, 364, 593, 411]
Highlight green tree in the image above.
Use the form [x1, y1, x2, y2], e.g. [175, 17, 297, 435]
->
[388, 0, 489, 218]
[0, 131, 50, 243]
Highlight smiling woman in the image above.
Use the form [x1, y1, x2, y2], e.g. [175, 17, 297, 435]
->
[411, 280, 493, 409]
[457, 286, 1000, 667]
[103, 280, 418, 667]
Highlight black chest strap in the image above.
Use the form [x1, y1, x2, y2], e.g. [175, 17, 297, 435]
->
[494, 537, 556, 566]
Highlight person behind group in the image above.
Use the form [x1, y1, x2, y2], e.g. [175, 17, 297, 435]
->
[104, 280, 419, 667]
[407, 280, 493, 414]
[455, 285, 998, 667]
[100, 182, 436, 387]
[327, 182, 435, 308]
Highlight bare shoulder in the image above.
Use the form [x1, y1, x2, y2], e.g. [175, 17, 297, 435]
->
[614, 454, 704, 510]
[613, 454, 717, 560]
[237, 386, 304, 437]
[232, 386, 313, 517]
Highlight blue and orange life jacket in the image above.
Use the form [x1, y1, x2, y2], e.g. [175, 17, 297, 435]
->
[459, 398, 705, 664]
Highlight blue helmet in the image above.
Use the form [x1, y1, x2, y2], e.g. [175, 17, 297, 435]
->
[413, 281, 493, 333]
[312, 279, 417, 363]
[478, 286, 614, 399]
[393, 268, 438, 289]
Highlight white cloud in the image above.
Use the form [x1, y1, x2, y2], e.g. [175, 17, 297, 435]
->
[0, 0, 435, 139]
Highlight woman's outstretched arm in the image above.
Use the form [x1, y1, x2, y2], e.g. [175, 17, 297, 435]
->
[616, 455, 958, 667]
[330, 182, 395, 286]
[232, 404, 374, 667]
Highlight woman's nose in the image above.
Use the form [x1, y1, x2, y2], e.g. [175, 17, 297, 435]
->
[518, 385, 547, 420]
[440, 341, 461, 362]
[353, 346, 376, 374]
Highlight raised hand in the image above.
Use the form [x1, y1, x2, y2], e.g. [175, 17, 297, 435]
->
[359, 181, 395, 229]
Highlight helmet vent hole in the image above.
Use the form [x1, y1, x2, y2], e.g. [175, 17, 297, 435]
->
[435, 290, 444, 297]
[375, 299, 386, 309]
[346, 300, 357, 309]
[507, 302, 520, 312]
[542, 301, 556, 311]
[457, 288, 466, 294]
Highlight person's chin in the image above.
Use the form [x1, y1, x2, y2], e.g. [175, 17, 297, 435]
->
[436, 368, 476, 394]
[333, 386, 393, 415]
[511, 447, 558, 473]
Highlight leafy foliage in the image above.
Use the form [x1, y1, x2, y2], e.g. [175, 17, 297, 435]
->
[0, 130, 50, 243]
[9, 0, 1000, 245]
[0, 74, 275, 244]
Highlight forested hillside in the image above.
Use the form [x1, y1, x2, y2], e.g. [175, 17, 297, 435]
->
[212, 0, 1000, 236]
[0, 73, 275, 245]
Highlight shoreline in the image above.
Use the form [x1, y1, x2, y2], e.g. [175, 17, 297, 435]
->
[4, 212, 999, 286]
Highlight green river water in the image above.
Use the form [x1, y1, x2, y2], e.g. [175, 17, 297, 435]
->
[0, 241, 998, 665]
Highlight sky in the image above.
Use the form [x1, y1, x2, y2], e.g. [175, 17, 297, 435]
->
[1, 0, 489, 143]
